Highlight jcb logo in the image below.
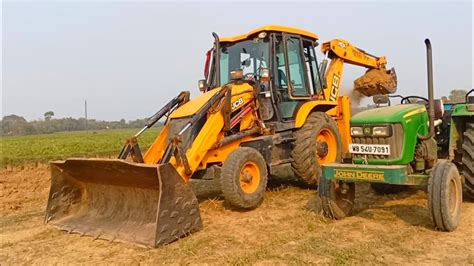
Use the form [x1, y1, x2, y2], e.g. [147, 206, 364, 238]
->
[231, 98, 244, 111]
[329, 74, 340, 101]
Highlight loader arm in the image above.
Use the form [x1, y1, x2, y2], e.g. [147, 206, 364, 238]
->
[143, 82, 260, 182]
[320, 39, 397, 101]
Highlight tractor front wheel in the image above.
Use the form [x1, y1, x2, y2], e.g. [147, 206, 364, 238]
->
[428, 161, 462, 232]
[319, 174, 355, 219]
[291, 112, 342, 185]
[220, 147, 268, 209]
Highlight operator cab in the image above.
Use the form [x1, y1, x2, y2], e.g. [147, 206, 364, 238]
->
[202, 25, 325, 126]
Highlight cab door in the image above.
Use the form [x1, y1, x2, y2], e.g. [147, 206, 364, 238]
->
[274, 34, 322, 120]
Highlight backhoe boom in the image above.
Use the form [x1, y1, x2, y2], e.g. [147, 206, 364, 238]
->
[321, 39, 397, 101]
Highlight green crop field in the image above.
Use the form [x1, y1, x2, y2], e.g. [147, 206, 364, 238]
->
[0, 128, 162, 167]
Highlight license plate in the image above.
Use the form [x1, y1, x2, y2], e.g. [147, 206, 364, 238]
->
[349, 144, 390, 155]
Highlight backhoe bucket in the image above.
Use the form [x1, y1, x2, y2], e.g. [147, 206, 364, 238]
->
[44, 159, 202, 247]
[354, 67, 397, 96]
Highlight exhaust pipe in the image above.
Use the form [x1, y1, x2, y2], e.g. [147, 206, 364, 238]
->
[422, 38, 435, 140]
[212, 32, 220, 87]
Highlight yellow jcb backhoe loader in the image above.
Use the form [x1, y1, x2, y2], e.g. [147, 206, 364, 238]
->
[45, 25, 397, 247]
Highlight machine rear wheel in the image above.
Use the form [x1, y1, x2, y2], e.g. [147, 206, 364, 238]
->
[462, 122, 474, 199]
[319, 174, 355, 219]
[220, 147, 268, 209]
[428, 162, 462, 232]
[291, 112, 342, 185]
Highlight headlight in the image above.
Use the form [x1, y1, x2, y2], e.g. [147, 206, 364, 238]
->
[372, 126, 391, 137]
[350, 126, 364, 136]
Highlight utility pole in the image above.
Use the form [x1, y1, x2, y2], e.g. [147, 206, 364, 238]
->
[85, 100, 88, 132]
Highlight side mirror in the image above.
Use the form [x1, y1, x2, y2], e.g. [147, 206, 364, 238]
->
[373, 94, 389, 105]
[198, 79, 207, 92]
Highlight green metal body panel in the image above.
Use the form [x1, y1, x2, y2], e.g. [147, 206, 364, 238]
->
[351, 104, 430, 165]
[322, 163, 429, 186]
[448, 103, 473, 160]
[450, 103, 474, 117]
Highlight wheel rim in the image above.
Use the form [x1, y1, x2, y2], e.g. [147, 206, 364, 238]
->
[316, 128, 338, 164]
[448, 178, 460, 216]
[239, 161, 260, 194]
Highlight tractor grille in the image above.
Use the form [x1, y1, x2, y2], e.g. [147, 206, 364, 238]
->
[351, 124, 403, 160]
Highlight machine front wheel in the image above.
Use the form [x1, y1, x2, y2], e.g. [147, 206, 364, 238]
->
[428, 161, 462, 232]
[319, 175, 355, 219]
[220, 147, 268, 209]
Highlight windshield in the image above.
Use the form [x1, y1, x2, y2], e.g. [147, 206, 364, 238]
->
[219, 38, 270, 85]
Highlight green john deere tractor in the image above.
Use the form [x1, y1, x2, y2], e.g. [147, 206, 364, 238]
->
[318, 39, 463, 232]
[448, 89, 474, 199]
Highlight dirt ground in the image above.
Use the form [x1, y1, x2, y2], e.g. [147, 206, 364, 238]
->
[1, 166, 473, 264]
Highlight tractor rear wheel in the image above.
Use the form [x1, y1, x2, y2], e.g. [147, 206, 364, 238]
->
[462, 122, 474, 199]
[220, 147, 268, 209]
[319, 174, 355, 219]
[428, 161, 462, 232]
[291, 112, 342, 185]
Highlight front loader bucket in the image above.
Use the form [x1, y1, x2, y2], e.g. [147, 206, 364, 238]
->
[354, 67, 397, 96]
[45, 159, 202, 247]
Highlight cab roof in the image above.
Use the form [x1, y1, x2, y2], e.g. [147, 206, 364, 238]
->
[219, 25, 319, 43]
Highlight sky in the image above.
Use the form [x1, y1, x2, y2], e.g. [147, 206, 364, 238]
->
[2, 1, 473, 121]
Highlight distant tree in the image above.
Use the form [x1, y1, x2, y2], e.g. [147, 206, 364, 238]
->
[448, 89, 468, 103]
[1, 115, 35, 135]
[44, 111, 55, 121]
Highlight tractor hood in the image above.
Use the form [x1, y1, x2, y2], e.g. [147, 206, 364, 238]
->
[351, 104, 426, 124]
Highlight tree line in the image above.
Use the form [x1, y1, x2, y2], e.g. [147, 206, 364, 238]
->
[1, 114, 151, 136]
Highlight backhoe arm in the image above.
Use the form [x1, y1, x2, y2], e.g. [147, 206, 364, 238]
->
[320, 39, 397, 101]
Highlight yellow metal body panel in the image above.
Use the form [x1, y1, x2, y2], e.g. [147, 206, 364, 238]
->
[403, 107, 426, 118]
[294, 96, 351, 155]
[320, 38, 392, 101]
[143, 82, 259, 182]
[200, 135, 254, 168]
[331, 96, 352, 155]
[294, 100, 338, 128]
[321, 39, 387, 69]
[220, 25, 319, 43]
[143, 123, 169, 164]
[228, 83, 255, 110]
[171, 109, 225, 180]
[170, 88, 221, 118]
[323, 58, 344, 102]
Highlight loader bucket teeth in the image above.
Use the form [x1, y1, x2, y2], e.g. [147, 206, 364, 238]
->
[44, 158, 202, 247]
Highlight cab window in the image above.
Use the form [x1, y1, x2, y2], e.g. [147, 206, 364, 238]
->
[303, 40, 323, 95]
[285, 37, 308, 97]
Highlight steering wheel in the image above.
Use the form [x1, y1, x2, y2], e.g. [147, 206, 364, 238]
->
[401, 95, 429, 104]
[243, 73, 256, 81]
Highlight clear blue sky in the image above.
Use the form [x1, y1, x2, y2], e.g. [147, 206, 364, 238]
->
[2, 1, 472, 121]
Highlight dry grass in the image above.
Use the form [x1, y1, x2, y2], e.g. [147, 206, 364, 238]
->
[1, 167, 473, 264]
